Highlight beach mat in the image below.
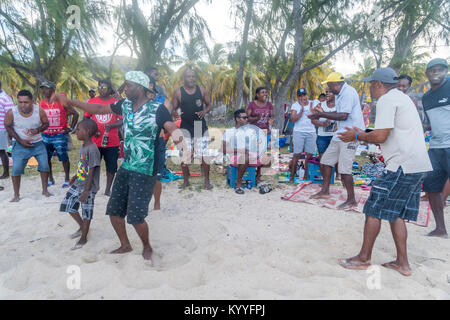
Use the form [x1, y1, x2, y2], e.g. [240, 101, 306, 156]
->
[282, 183, 430, 227]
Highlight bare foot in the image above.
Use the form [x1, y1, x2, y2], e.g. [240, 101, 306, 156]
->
[42, 191, 53, 198]
[337, 199, 358, 210]
[154, 203, 161, 211]
[426, 229, 449, 239]
[142, 246, 153, 261]
[204, 181, 213, 190]
[339, 256, 371, 270]
[381, 261, 412, 277]
[10, 195, 20, 203]
[179, 180, 190, 189]
[70, 229, 82, 239]
[71, 238, 87, 251]
[105, 190, 111, 197]
[0, 175, 9, 180]
[110, 245, 133, 254]
[0, 186, 4, 191]
[310, 191, 331, 200]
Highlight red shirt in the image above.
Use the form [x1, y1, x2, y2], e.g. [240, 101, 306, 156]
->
[40, 97, 69, 135]
[247, 101, 274, 132]
[85, 96, 121, 148]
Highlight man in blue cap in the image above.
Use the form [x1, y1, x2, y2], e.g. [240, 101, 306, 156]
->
[54, 71, 186, 261]
[422, 58, 450, 238]
[338, 67, 432, 276]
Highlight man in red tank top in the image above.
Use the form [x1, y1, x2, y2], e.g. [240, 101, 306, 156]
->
[40, 81, 79, 188]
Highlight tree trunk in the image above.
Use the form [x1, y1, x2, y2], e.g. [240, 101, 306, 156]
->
[236, 0, 253, 109]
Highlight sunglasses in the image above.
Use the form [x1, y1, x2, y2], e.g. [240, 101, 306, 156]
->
[98, 86, 109, 90]
[240, 116, 249, 120]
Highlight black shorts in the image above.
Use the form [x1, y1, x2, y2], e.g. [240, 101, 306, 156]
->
[106, 168, 157, 225]
[155, 137, 166, 181]
[99, 147, 119, 174]
[423, 148, 450, 193]
[364, 167, 425, 222]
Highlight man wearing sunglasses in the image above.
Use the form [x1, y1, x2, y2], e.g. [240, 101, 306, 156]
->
[84, 79, 122, 197]
[53, 71, 185, 261]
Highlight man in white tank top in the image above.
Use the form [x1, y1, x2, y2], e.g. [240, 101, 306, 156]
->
[4, 90, 52, 202]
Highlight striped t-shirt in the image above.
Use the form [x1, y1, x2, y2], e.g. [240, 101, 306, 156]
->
[0, 90, 14, 131]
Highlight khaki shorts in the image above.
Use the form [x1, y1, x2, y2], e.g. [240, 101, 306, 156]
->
[320, 139, 358, 175]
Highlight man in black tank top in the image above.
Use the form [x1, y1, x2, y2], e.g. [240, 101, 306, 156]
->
[172, 69, 213, 190]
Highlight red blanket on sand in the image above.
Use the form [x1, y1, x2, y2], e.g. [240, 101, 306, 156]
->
[281, 182, 430, 227]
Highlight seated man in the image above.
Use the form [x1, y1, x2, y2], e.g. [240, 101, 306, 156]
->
[223, 109, 270, 194]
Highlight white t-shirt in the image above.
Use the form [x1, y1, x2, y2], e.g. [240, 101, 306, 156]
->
[317, 101, 337, 137]
[333, 83, 365, 141]
[222, 125, 264, 155]
[291, 101, 317, 133]
[375, 89, 432, 174]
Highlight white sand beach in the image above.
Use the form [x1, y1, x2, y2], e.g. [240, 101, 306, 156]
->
[0, 174, 449, 300]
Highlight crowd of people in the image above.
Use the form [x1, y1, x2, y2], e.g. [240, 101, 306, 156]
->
[0, 57, 448, 276]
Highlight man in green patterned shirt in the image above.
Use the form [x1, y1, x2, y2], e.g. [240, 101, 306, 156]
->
[55, 71, 183, 261]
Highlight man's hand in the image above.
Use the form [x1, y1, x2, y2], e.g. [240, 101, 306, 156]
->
[104, 124, 112, 132]
[63, 127, 73, 134]
[338, 126, 363, 142]
[308, 113, 321, 120]
[26, 129, 39, 136]
[52, 93, 69, 106]
[19, 139, 33, 148]
[79, 190, 89, 203]
[195, 110, 208, 119]
[313, 104, 324, 113]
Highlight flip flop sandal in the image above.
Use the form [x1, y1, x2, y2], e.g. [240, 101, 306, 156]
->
[235, 187, 245, 195]
[62, 182, 70, 189]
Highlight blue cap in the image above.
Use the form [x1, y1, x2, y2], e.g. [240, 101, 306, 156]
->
[426, 58, 448, 71]
[297, 88, 307, 96]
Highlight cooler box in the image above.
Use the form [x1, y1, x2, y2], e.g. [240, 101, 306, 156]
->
[308, 162, 335, 185]
[227, 166, 256, 189]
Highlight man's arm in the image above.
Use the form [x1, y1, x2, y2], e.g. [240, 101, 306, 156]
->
[171, 89, 181, 119]
[54, 94, 115, 115]
[196, 87, 212, 119]
[4, 110, 33, 148]
[105, 119, 124, 132]
[290, 106, 303, 123]
[338, 127, 391, 144]
[309, 111, 349, 121]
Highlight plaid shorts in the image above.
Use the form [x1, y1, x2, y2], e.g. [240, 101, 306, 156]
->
[60, 184, 97, 220]
[363, 167, 426, 222]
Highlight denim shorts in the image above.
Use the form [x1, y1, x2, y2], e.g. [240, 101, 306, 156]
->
[364, 167, 425, 222]
[42, 133, 69, 162]
[12, 140, 49, 176]
[106, 168, 157, 225]
[423, 148, 450, 193]
[316, 135, 333, 154]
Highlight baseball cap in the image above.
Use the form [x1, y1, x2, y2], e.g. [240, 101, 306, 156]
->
[40, 81, 56, 89]
[426, 58, 448, 71]
[125, 71, 152, 92]
[362, 67, 399, 84]
[297, 88, 307, 96]
[322, 72, 345, 85]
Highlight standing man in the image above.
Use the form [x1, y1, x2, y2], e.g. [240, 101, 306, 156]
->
[54, 71, 185, 261]
[422, 58, 450, 238]
[40, 81, 79, 188]
[85, 79, 121, 196]
[289, 88, 317, 182]
[311, 89, 337, 160]
[172, 69, 213, 190]
[5, 90, 52, 202]
[338, 68, 432, 276]
[145, 66, 166, 104]
[308, 72, 365, 209]
[0, 81, 14, 181]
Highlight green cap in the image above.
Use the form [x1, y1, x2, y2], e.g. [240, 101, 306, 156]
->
[426, 58, 448, 71]
[125, 71, 150, 91]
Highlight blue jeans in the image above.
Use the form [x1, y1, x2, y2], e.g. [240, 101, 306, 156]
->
[12, 140, 49, 176]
